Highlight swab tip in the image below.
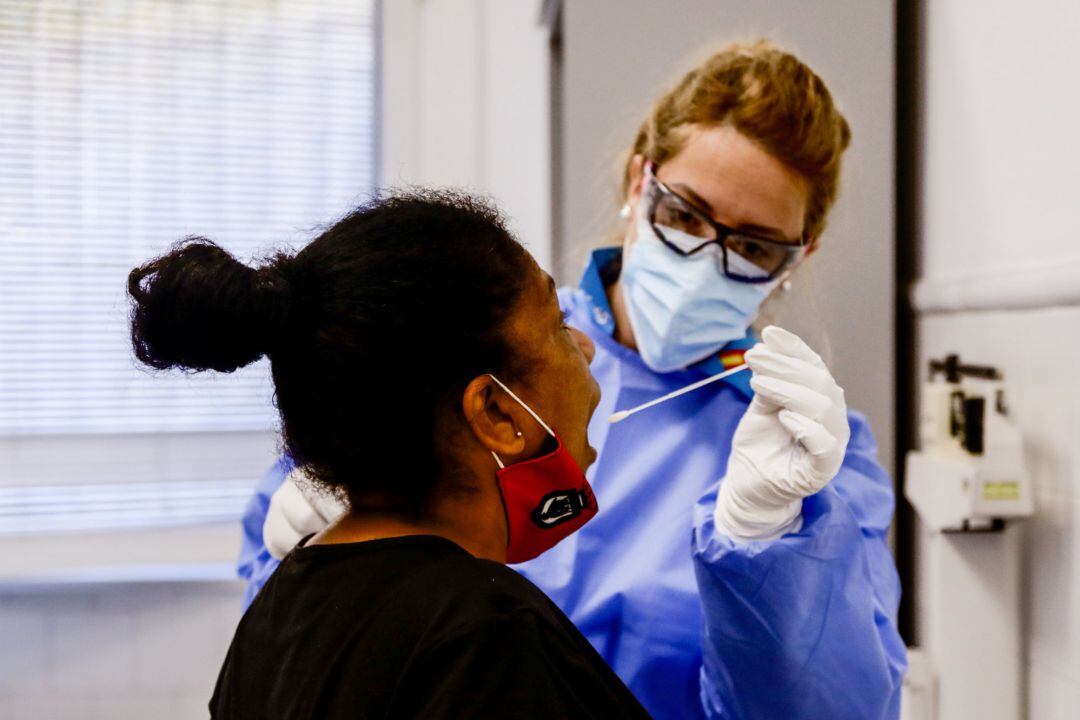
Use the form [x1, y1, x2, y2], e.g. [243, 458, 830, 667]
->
[608, 410, 631, 424]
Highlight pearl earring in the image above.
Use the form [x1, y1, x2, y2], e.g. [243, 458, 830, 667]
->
[515, 431, 523, 438]
[781, 279, 793, 293]
[619, 204, 631, 220]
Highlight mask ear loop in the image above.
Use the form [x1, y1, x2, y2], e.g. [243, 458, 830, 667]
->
[486, 374, 556, 469]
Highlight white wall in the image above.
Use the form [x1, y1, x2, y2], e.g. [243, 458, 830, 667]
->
[381, 0, 554, 270]
[557, 0, 897, 472]
[0, 433, 270, 719]
[0, 581, 243, 719]
[914, 1, 1080, 717]
[917, 1, 1080, 306]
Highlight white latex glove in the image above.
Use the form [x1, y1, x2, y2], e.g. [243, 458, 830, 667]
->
[714, 326, 851, 542]
[264, 468, 348, 559]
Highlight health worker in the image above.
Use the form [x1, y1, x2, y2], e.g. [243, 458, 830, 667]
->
[239, 40, 907, 720]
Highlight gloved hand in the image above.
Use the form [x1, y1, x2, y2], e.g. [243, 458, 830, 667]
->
[264, 468, 348, 559]
[714, 326, 851, 542]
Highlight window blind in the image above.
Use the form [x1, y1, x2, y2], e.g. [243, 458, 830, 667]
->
[0, 0, 378, 436]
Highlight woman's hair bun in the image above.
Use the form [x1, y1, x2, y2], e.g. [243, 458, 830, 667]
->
[127, 237, 290, 373]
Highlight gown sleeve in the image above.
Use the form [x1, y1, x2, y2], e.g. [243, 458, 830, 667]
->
[236, 456, 293, 611]
[691, 411, 907, 720]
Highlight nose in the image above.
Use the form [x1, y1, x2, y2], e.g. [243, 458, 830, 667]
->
[570, 327, 596, 365]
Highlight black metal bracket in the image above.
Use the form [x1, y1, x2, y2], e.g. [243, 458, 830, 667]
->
[928, 354, 1002, 383]
[942, 518, 1007, 534]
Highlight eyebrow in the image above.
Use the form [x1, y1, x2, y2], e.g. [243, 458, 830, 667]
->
[544, 275, 567, 326]
[669, 181, 800, 245]
[545, 274, 561, 316]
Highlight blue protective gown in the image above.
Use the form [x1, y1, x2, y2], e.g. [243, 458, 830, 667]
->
[237, 249, 907, 719]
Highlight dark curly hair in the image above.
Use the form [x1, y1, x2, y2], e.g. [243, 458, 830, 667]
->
[128, 190, 533, 514]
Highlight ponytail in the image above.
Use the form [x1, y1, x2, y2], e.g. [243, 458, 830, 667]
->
[127, 238, 291, 373]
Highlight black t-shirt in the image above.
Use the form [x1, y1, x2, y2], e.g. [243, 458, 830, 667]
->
[211, 535, 651, 719]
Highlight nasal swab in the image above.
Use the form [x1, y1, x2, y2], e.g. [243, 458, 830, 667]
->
[608, 364, 750, 424]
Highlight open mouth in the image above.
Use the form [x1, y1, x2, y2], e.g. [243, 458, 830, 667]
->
[578, 378, 602, 468]
[586, 393, 601, 464]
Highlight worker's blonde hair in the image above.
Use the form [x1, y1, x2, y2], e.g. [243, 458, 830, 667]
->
[621, 40, 851, 240]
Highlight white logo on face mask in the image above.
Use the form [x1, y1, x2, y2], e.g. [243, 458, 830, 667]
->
[532, 489, 589, 527]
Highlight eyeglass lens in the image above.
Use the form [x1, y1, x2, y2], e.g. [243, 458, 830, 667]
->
[650, 185, 795, 281]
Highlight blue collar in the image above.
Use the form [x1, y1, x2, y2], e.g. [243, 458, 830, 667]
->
[577, 247, 621, 336]
[577, 248, 755, 400]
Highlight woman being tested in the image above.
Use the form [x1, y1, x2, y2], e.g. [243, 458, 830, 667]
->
[245, 42, 906, 719]
[127, 192, 650, 718]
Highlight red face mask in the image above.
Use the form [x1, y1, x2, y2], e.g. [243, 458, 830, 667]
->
[488, 375, 598, 564]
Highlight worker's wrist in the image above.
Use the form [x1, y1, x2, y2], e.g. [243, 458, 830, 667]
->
[714, 475, 804, 543]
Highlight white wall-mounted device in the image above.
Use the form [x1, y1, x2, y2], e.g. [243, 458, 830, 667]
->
[905, 355, 1033, 532]
[901, 355, 1034, 720]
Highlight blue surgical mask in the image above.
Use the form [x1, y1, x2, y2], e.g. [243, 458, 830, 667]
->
[621, 214, 777, 373]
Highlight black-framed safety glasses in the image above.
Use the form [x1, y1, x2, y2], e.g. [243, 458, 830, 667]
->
[642, 161, 808, 284]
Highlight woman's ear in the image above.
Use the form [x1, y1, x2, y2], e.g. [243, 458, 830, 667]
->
[462, 375, 527, 458]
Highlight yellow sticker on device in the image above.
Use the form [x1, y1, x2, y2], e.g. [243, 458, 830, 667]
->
[983, 481, 1020, 501]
